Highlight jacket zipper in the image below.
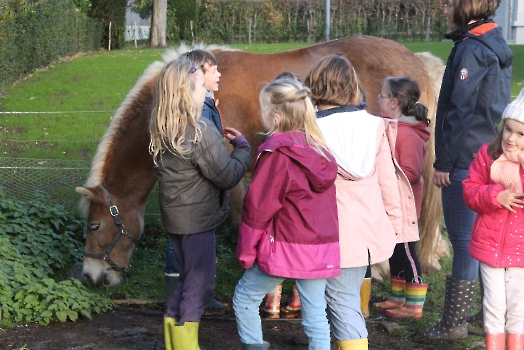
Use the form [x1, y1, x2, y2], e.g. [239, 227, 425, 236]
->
[269, 233, 275, 252]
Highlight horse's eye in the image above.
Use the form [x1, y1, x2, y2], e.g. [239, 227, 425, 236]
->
[89, 224, 100, 231]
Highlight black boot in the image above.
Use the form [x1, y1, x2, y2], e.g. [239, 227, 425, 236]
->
[164, 273, 179, 309]
[418, 275, 476, 340]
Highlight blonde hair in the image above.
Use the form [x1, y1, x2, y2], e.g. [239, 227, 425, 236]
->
[149, 60, 203, 164]
[305, 54, 364, 107]
[260, 79, 330, 160]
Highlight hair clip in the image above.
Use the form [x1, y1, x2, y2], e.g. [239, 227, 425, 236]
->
[189, 67, 197, 74]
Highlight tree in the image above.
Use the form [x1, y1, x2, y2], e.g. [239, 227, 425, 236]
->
[149, 0, 166, 47]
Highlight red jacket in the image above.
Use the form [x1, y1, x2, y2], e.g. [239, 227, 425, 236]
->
[237, 131, 341, 279]
[396, 120, 430, 217]
[463, 143, 524, 268]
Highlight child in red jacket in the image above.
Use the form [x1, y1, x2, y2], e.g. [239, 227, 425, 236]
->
[463, 88, 524, 350]
[374, 76, 431, 320]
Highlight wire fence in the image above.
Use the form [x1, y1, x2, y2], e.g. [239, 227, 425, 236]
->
[0, 111, 160, 216]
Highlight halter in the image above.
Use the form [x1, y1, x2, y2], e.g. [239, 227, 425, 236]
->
[83, 185, 141, 272]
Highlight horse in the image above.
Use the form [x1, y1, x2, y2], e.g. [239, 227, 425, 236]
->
[76, 35, 448, 287]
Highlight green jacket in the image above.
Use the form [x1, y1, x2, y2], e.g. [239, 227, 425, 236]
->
[156, 118, 250, 234]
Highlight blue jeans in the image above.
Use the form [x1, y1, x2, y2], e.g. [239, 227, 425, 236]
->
[233, 264, 331, 349]
[325, 266, 368, 341]
[164, 241, 179, 275]
[442, 168, 479, 280]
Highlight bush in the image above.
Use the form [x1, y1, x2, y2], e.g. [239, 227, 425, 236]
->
[0, 190, 110, 326]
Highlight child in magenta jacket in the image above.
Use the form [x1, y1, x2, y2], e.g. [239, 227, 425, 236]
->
[233, 79, 340, 350]
[463, 88, 524, 350]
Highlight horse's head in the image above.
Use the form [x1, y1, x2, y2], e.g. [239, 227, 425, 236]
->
[76, 185, 144, 287]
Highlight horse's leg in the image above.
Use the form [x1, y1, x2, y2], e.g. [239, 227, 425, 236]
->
[228, 179, 246, 243]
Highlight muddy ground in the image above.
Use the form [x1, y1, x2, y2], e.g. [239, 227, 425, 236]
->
[1, 302, 483, 350]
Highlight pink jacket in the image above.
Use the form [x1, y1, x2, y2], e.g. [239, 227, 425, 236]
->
[385, 119, 428, 243]
[236, 131, 341, 279]
[317, 111, 401, 268]
[464, 143, 524, 268]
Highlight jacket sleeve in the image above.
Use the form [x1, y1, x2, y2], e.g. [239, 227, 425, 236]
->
[236, 222, 264, 269]
[377, 132, 403, 234]
[463, 145, 504, 214]
[396, 131, 425, 185]
[194, 127, 250, 190]
[236, 151, 289, 267]
[434, 44, 492, 172]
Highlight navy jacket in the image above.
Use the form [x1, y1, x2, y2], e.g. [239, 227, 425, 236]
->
[434, 20, 512, 172]
[202, 95, 223, 134]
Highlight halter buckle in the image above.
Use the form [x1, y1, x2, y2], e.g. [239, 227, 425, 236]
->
[109, 205, 119, 217]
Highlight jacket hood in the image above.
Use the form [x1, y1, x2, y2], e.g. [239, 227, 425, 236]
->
[446, 20, 513, 68]
[256, 131, 337, 193]
[398, 117, 430, 143]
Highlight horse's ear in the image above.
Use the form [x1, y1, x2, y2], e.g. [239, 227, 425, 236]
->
[76, 187, 97, 201]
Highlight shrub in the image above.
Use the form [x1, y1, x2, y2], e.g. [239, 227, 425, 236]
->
[0, 190, 110, 326]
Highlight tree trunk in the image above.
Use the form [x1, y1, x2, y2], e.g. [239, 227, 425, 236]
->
[149, 0, 167, 48]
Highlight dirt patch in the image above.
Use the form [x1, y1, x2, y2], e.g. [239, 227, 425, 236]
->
[0, 305, 477, 350]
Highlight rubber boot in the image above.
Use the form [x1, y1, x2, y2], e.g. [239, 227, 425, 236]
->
[508, 333, 524, 350]
[418, 276, 476, 340]
[280, 282, 301, 319]
[261, 285, 282, 319]
[337, 338, 368, 349]
[164, 320, 200, 350]
[384, 282, 427, 320]
[360, 278, 372, 319]
[485, 333, 505, 350]
[204, 297, 226, 315]
[374, 276, 406, 312]
[164, 273, 179, 309]
[164, 317, 177, 350]
[241, 341, 270, 349]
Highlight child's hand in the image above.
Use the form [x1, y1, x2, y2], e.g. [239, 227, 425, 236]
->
[223, 126, 241, 141]
[497, 189, 524, 213]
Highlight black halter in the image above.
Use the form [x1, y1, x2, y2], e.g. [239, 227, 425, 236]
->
[83, 185, 141, 272]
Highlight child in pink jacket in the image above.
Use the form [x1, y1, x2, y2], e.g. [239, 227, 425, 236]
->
[306, 54, 402, 349]
[463, 88, 524, 350]
[233, 79, 340, 350]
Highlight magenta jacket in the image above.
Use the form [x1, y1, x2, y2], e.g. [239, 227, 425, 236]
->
[464, 143, 524, 268]
[236, 131, 341, 279]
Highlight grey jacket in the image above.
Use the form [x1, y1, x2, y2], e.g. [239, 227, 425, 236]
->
[156, 118, 250, 234]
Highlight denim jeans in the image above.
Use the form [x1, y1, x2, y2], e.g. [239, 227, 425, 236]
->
[164, 241, 179, 275]
[233, 264, 331, 349]
[325, 266, 368, 341]
[442, 168, 479, 280]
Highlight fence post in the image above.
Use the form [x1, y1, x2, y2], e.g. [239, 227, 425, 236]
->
[134, 20, 137, 48]
[108, 22, 112, 51]
[248, 19, 252, 44]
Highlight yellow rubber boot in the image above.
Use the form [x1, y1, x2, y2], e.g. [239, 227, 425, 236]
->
[338, 338, 368, 349]
[164, 317, 177, 350]
[174, 322, 200, 350]
[360, 278, 372, 318]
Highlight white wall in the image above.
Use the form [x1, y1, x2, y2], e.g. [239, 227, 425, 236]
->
[495, 0, 524, 45]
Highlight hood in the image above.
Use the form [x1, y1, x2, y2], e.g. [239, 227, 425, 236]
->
[398, 117, 430, 143]
[256, 131, 337, 193]
[446, 20, 513, 69]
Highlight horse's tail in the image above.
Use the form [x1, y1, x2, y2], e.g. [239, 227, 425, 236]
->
[413, 52, 450, 274]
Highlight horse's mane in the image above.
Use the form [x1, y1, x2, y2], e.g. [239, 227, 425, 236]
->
[162, 42, 241, 62]
[79, 60, 164, 215]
